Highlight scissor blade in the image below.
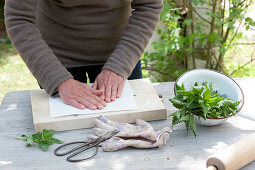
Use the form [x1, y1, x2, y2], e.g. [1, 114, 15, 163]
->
[100, 129, 119, 142]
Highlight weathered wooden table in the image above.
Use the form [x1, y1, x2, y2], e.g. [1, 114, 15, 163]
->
[1, 78, 255, 170]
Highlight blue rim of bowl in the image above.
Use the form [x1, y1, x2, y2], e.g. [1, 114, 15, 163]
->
[173, 68, 245, 120]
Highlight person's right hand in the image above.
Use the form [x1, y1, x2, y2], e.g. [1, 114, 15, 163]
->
[57, 78, 107, 110]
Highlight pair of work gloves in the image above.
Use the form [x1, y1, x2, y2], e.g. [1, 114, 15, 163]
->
[88, 116, 171, 151]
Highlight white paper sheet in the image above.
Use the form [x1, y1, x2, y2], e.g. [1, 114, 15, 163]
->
[49, 80, 137, 118]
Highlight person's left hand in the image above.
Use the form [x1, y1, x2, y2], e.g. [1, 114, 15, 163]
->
[92, 69, 124, 103]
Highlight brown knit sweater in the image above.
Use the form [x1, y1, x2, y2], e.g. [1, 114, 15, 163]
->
[4, 0, 163, 95]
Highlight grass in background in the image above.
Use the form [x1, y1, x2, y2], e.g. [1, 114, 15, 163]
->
[0, 36, 38, 104]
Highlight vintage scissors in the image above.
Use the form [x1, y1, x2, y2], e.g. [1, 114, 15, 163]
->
[54, 129, 119, 162]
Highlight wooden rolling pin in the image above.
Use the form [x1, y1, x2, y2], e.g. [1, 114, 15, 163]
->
[206, 133, 255, 170]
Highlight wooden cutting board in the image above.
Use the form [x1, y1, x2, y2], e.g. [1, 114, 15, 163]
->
[30, 79, 167, 132]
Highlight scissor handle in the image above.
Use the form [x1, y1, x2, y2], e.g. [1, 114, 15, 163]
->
[67, 144, 98, 162]
[54, 140, 100, 162]
[54, 140, 95, 156]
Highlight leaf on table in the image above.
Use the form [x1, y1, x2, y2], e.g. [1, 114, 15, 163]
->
[14, 134, 35, 147]
[26, 135, 35, 147]
[42, 129, 55, 140]
[37, 141, 50, 151]
[32, 132, 42, 140]
[50, 138, 63, 144]
[14, 129, 63, 151]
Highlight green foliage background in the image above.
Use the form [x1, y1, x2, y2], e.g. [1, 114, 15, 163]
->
[142, 0, 255, 82]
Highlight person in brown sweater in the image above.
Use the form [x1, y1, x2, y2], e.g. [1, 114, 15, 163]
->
[4, 0, 163, 110]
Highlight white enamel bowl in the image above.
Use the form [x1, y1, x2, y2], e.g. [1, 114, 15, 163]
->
[174, 69, 244, 126]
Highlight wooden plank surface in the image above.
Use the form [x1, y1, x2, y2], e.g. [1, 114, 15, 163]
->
[30, 79, 167, 132]
[1, 79, 255, 170]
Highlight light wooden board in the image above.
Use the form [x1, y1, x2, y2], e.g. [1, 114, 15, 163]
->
[30, 79, 167, 132]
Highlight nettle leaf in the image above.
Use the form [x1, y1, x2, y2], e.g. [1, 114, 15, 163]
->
[32, 132, 42, 140]
[182, 90, 194, 96]
[42, 129, 55, 141]
[14, 134, 35, 147]
[187, 101, 200, 109]
[171, 115, 179, 126]
[169, 82, 241, 137]
[170, 98, 185, 109]
[14, 129, 63, 151]
[193, 88, 204, 99]
[51, 138, 63, 144]
[201, 103, 209, 112]
[203, 87, 211, 101]
[176, 84, 185, 91]
[37, 141, 50, 151]
[180, 114, 190, 122]
[189, 115, 197, 137]
[208, 97, 219, 107]
[25, 135, 34, 147]
[171, 110, 181, 126]
[209, 82, 214, 95]
[201, 104, 210, 119]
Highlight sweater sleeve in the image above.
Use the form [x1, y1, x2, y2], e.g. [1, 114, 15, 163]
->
[102, 0, 163, 79]
[4, 0, 73, 95]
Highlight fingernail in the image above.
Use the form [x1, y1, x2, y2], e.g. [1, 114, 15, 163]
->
[91, 106, 97, 110]
[106, 99, 111, 103]
[102, 101, 107, 106]
[98, 104, 104, 110]
[80, 105, 85, 109]
[111, 97, 115, 101]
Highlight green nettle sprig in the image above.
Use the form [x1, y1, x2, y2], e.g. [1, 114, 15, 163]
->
[169, 82, 241, 137]
[14, 129, 63, 151]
